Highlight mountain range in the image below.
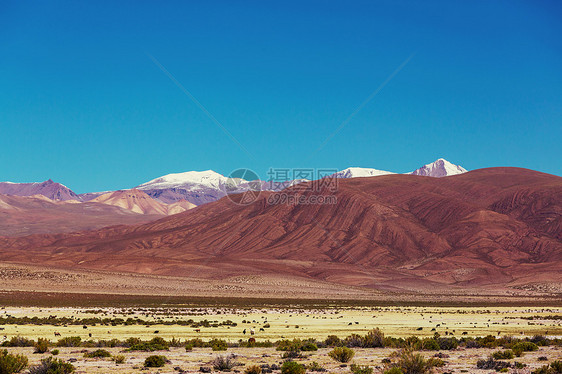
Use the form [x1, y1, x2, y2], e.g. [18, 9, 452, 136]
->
[2, 158, 560, 296]
[0, 166, 560, 295]
[0, 158, 468, 207]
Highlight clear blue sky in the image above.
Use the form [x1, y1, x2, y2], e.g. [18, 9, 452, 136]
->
[1, 1, 561, 192]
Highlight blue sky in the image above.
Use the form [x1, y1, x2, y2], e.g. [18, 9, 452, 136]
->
[1, 1, 561, 193]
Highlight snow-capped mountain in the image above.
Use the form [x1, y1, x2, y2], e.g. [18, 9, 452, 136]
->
[410, 158, 467, 177]
[136, 170, 308, 205]
[136, 170, 231, 205]
[0, 179, 80, 201]
[136, 159, 468, 204]
[330, 167, 395, 179]
[136, 170, 260, 205]
[137, 170, 228, 191]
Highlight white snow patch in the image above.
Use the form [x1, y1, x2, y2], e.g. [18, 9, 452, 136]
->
[409, 158, 467, 177]
[330, 167, 395, 179]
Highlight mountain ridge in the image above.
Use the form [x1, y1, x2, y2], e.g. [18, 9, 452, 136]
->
[0, 159, 484, 206]
[1, 167, 559, 294]
[0, 179, 80, 201]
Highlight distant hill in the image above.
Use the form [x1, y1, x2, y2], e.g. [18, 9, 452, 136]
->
[0, 194, 162, 236]
[0, 179, 80, 201]
[91, 189, 195, 215]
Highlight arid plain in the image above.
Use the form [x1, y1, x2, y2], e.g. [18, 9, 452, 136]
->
[1, 301, 561, 373]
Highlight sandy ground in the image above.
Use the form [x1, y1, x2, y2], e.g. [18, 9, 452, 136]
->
[1, 262, 560, 306]
[0, 262, 379, 300]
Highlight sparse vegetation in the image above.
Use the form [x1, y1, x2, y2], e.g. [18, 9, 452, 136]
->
[281, 360, 306, 374]
[427, 357, 445, 367]
[492, 349, 514, 360]
[127, 337, 169, 351]
[531, 360, 562, 374]
[0, 315, 237, 328]
[277, 339, 317, 352]
[34, 338, 49, 354]
[385, 349, 435, 374]
[325, 335, 342, 347]
[476, 357, 512, 371]
[551, 361, 562, 372]
[210, 338, 228, 351]
[212, 354, 239, 372]
[83, 349, 111, 358]
[307, 361, 325, 372]
[56, 336, 81, 347]
[0, 349, 28, 374]
[0, 305, 560, 374]
[362, 328, 385, 348]
[328, 347, 355, 363]
[1, 336, 34, 348]
[420, 338, 440, 351]
[512, 341, 539, 352]
[437, 337, 458, 350]
[143, 355, 167, 368]
[28, 357, 74, 374]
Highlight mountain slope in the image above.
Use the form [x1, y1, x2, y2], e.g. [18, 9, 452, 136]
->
[410, 158, 467, 177]
[0, 194, 162, 236]
[1, 168, 560, 293]
[167, 199, 197, 215]
[91, 189, 196, 215]
[0, 180, 80, 201]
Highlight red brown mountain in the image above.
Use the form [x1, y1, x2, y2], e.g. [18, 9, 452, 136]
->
[0, 167, 560, 293]
[0, 194, 163, 236]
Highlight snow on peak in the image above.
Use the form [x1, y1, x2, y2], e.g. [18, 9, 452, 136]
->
[330, 167, 395, 179]
[137, 170, 231, 190]
[410, 158, 467, 177]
